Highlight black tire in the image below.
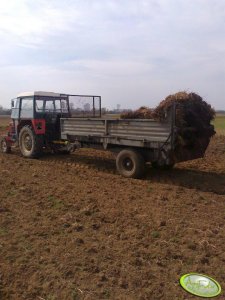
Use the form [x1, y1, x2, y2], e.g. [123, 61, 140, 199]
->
[19, 125, 43, 158]
[0, 137, 11, 153]
[116, 149, 145, 178]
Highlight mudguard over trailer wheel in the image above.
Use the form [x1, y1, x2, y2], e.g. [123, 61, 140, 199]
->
[116, 149, 145, 178]
[19, 125, 43, 158]
[0, 137, 11, 153]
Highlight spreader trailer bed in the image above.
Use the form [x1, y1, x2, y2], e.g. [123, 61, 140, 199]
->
[60, 115, 176, 178]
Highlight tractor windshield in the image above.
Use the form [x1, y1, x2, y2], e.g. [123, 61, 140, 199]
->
[35, 96, 69, 114]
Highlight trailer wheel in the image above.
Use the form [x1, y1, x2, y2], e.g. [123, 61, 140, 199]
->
[19, 125, 43, 158]
[116, 149, 145, 178]
[0, 137, 11, 153]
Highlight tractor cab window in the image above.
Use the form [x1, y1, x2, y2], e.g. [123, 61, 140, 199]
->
[36, 99, 44, 111]
[45, 100, 55, 111]
[20, 97, 34, 118]
[61, 99, 68, 112]
[35, 97, 69, 114]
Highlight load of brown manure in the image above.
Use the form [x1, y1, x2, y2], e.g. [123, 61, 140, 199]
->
[121, 91, 215, 162]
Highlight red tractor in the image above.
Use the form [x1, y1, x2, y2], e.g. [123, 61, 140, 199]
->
[0, 91, 96, 157]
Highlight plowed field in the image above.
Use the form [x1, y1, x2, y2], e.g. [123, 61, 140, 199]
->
[0, 116, 225, 299]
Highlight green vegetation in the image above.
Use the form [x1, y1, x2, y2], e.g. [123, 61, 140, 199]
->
[151, 231, 160, 238]
[147, 185, 152, 193]
[47, 195, 64, 209]
[0, 227, 8, 236]
[213, 114, 225, 135]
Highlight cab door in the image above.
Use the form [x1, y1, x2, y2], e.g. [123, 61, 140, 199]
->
[20, 97, 34, 119]
[11, 98, 20, 119]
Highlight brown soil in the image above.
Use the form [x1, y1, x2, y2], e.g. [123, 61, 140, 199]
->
[0, 117, 225, 299]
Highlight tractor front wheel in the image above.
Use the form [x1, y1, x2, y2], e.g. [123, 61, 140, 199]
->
[19, 125, 43, 158]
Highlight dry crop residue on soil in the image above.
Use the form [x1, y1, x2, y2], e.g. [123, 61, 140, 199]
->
[0, 121, 225, 299]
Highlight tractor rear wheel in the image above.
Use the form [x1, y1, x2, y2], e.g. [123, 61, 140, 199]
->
[19, 125, 43, 158]
[0, 137, 11, 153]
[116, 149, 145, 178]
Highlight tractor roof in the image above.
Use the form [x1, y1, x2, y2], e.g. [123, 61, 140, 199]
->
[17, 91, 62, 98]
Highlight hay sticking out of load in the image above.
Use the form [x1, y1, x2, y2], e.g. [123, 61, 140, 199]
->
[121, 91, 215, 162]
[120, 106, 154, 119]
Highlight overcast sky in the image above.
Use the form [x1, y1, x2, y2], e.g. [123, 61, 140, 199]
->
[0, 0, 225, 109]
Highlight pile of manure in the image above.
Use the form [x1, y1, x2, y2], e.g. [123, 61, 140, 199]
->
[121, 91, 215, 162]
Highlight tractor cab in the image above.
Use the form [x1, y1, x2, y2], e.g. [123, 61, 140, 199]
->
[11, 91, 70, 140]
[1, 91, 101, 157]
[1, 91, 71, 156]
